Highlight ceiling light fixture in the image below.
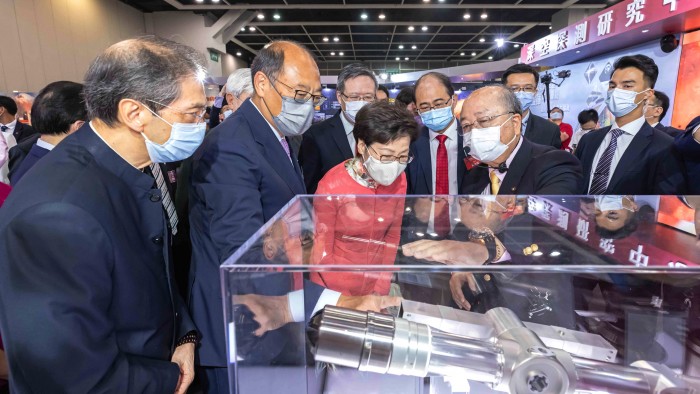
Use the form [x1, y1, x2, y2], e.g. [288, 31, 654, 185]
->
[495, 38, 505, 47]
[398, 45, 404, 49]
[479, 37, 485, 42]
[240, 27, 245, 31]
[257, 13, 264, 20]
[471, 52, 476, 56]
[333, 37, 339, 42]
[395, 57, 400, 61]
[323, 37, 329, 42]
[411, 45, 417, 49]
[273, 14, 280, 20]
[463, 13, 471, 19]
[379, 13, 386, 20]
[195, 0, 203, 2]
[248, 27, 256, 31]
[361, 13, 368, 20]
[236, 51, 242, 56]
[514, 44, 520, 48]
[421, 26, 428, 31]
[339, 52, 344, 56]
[379, 73, 388, 80]
[331, 52, 336, 56]
[488, 56, 493, 60]
[408, 26, 415, 31]
[481, 13, 488, 19]
[405, 57, 409, 60]
[460, 52, 465, 56]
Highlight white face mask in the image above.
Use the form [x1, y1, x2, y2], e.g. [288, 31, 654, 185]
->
[594, 196, 635, 212]
[463, 115, 517, 163]
[343, 100, 368, 124]
[362, 147, 406, 186]
[550, 112, 563, 120]
[606, 88, 650, 118]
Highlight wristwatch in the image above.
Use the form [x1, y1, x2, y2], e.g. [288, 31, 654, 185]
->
[468, 227, 504, 264]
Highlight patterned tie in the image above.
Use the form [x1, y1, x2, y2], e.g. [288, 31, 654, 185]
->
[280, 138, 292, 161]
[150, 164, 178, 235]
[490, 171, 501, 195]
[589, 128, 625, 195]
[434, 135, 450, 236]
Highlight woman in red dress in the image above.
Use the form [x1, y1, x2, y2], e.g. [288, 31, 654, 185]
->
[311, 101, 419, 296]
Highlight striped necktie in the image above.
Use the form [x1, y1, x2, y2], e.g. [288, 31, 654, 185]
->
[589, 128, 625, 195]
[150, 164, 178, 235]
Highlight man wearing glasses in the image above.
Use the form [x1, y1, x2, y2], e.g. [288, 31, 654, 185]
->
[406, 72, 466, 237]
[299, 63, 377, 193]
[502, 64, 562, 149]
[459, 85, 583, 195]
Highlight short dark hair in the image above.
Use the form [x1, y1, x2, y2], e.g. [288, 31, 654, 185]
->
[502, 63, 540, 86]
[415, 72, 455, 98]
[395, 86, 415, 106]
[337, 63, 377, 93]
[377, 85, 389, 97]
[31, 81, 87, 136]
[551, 107, 563, 116]
[251, 40, 315, 89]
[651, 90, 670, 121]
[0, 96, 18, 116]
[353, 101, 419, 147]
[613, 54, 658, 88]
[83, 36, 206, 127]
[577, 109, 599, 125]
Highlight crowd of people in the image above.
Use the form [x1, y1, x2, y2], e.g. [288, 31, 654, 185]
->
[0, 35, 698, 393]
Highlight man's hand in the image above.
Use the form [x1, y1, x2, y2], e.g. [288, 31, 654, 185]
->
[402, 240, 488, 265]
[336, 294, 402, 312]
[233, 294, 293, 336]
[449, 273, 477, 310]
[171, 342, 195, 394]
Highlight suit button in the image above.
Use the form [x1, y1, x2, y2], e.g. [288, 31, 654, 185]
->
[150, 194, 161, 202]
[152, 236, 163, 245]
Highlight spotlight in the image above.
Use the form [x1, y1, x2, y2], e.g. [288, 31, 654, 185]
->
[361, 13, 368, 20]
[495, 38, 504, 47]
[460, 52, 465, 56]
[257, 13, 264, 20]
[411, 45, 417, 49]
[422, 26, 428, 31]
[379, 13, 386, 20]
[236, 51, 242, 56]
[339, 52, 344, 56]
[333, 37, 339, 42]
[479, 38, 485, 42]
[398, 45, 404, 49]
[463, 13, 471, 19]
[240, 27, 245, 31]
[248, 27, 256, 31]
[273, 14, 280, 20]
[471, 52, 476, 56]
[549, 251, 561, 257]
[323, 37, 329, 42]
[514, 44, 520, 48]
[395, 57, 400, 61]
[331, 52, 336, 56]
[480, 13, 488, 19]
[405, 57, 409, 60]
[408, 26, 415, 31]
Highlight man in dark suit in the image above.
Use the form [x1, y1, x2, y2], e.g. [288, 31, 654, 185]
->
[459, 85, 583, 195]
[575, 55, 686, 195]
[502, 64, 561, 149]
[9, 81, 86, 185]
[645, 90, 683, 138]
[299, 63, 377, 193]
[0, 36, 203, 393]
[677, 116, 700, 194]
[0, 96, 38, 183]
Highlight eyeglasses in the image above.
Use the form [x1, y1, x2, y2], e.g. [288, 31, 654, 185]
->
[340, 93, 376, 102]
[146, 100, 207, 124]
[272, 78, 327, 106]
[460, 112, 514, 134]
[368, 145, 413, 164]
[417, 97, 453, 114]
[507, 86, 537, 93]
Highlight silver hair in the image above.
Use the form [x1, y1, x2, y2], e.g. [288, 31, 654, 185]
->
[337, 63, 377, 93]
[226, 68, 253, 98]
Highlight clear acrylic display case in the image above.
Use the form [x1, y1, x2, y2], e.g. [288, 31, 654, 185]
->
[221, 195, 700, 394]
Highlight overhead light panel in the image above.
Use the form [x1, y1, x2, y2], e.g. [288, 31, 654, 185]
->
[514, 44, 520, 48]
[240, 27, 245, 31]
[195, 0, 203, 2]
[408, 26, 415, 31]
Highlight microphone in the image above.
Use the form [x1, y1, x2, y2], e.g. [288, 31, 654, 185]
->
[463, 147, 508, 173]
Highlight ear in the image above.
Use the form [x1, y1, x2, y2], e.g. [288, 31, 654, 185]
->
[644, 89, 655, 103]
[67, 120, 85, 134]
[512, 113, 522, 134]
[226, 92, 234, 105]
[117, 99, 149, 132]
[253, 71, 268, 96]
[356, 139, 366, 155]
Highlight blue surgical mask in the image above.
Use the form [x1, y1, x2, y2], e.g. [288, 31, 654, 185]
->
[606, 88, 650, 118]
[143, 108, 206, 163]
[515, 91, 535, 111]
[420, 106, 454, 132]
[223, 109, 234, 119]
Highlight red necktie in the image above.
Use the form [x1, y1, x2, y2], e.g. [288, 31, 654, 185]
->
[434, 135, 450, 236]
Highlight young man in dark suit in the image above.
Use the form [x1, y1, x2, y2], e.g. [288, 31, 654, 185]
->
[459, 85, 583, 195]
[574, 55, 686, 195]
[644, 90, 683, 138]
[502, 64, 561, 149]
[299, 63, 377, 193]
[0, 36, 203, 393]
[9, 81, 86, 185]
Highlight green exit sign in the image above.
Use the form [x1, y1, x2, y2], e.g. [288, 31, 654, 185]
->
[210, 51, 220, 62]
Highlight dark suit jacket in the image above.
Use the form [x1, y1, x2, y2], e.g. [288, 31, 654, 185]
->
[460, 138, 583, 195]
[9, 142, 49, 185]
[654, 123, 683, 138]
[677, 116, 700, 194]
[405, 124, 467, 195]
[0, 124, 193, 392]
[574, 122, 686, 194]
[7, 133, 39, 181]
[188, 99, 324, 368]
[524, 113, 562, 149]
[12, 121, 38, 144]
[299, 111, 354, 194]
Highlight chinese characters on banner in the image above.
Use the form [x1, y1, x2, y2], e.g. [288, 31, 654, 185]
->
[520, 0, 693, 64]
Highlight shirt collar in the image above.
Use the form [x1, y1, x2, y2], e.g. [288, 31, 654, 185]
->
[521, 111, 531, 126]
[649, 121, 659, 128]
[36, 138, 55, 151]
[2, 119, 17, 130]
[250, 100, 284, 142]
[339, 111, 354, 135]
[611, 115, 646, 137]
[490, 136, 523, 181]
[429, 118, 458, 141]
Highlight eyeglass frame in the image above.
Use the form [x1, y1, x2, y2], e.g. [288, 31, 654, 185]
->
[366, 144, 414, 165]
[507, 85, 537, 93]
[416, 97, 453, 114]
[340, 92, 376, 102]
[271, 77, 327, 106]
[460, 112, 515, 134]
[145, 99, 207, 125]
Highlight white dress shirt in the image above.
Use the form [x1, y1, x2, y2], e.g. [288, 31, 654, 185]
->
[569, 128, 591, 151]
[339, 111, 356, 155]
[482, 136, 524, 195]
[36, 138, 56, 151]
[587, 115, 646, 192]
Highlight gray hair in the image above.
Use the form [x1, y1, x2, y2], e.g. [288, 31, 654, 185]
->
[83, 35, 206, 127]
[337, 63, 377, 93]
[226, 68, 253, 98]
[474, 85, 522, 116]
[250, 40, 315, 88]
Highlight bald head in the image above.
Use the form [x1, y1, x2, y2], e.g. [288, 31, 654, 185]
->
[251, 41, 319, 89]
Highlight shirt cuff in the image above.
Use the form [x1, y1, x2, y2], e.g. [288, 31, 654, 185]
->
[214, 96, 224, 108]
[287, 288, 342, 322]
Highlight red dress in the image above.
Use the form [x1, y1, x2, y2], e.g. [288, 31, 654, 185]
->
[311, 160, 406, 296]
[559, 122, 574, 151]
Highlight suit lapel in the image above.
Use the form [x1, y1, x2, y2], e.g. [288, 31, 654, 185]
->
[501, 138, 533, 194]
[462, 166, 489, 194]
[607, 122, 653, 192]
[329, 112, 354, 158]
[416, 128, 433, 193]
[242, 101, 306, 195]
[457, 132, 466, 191]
